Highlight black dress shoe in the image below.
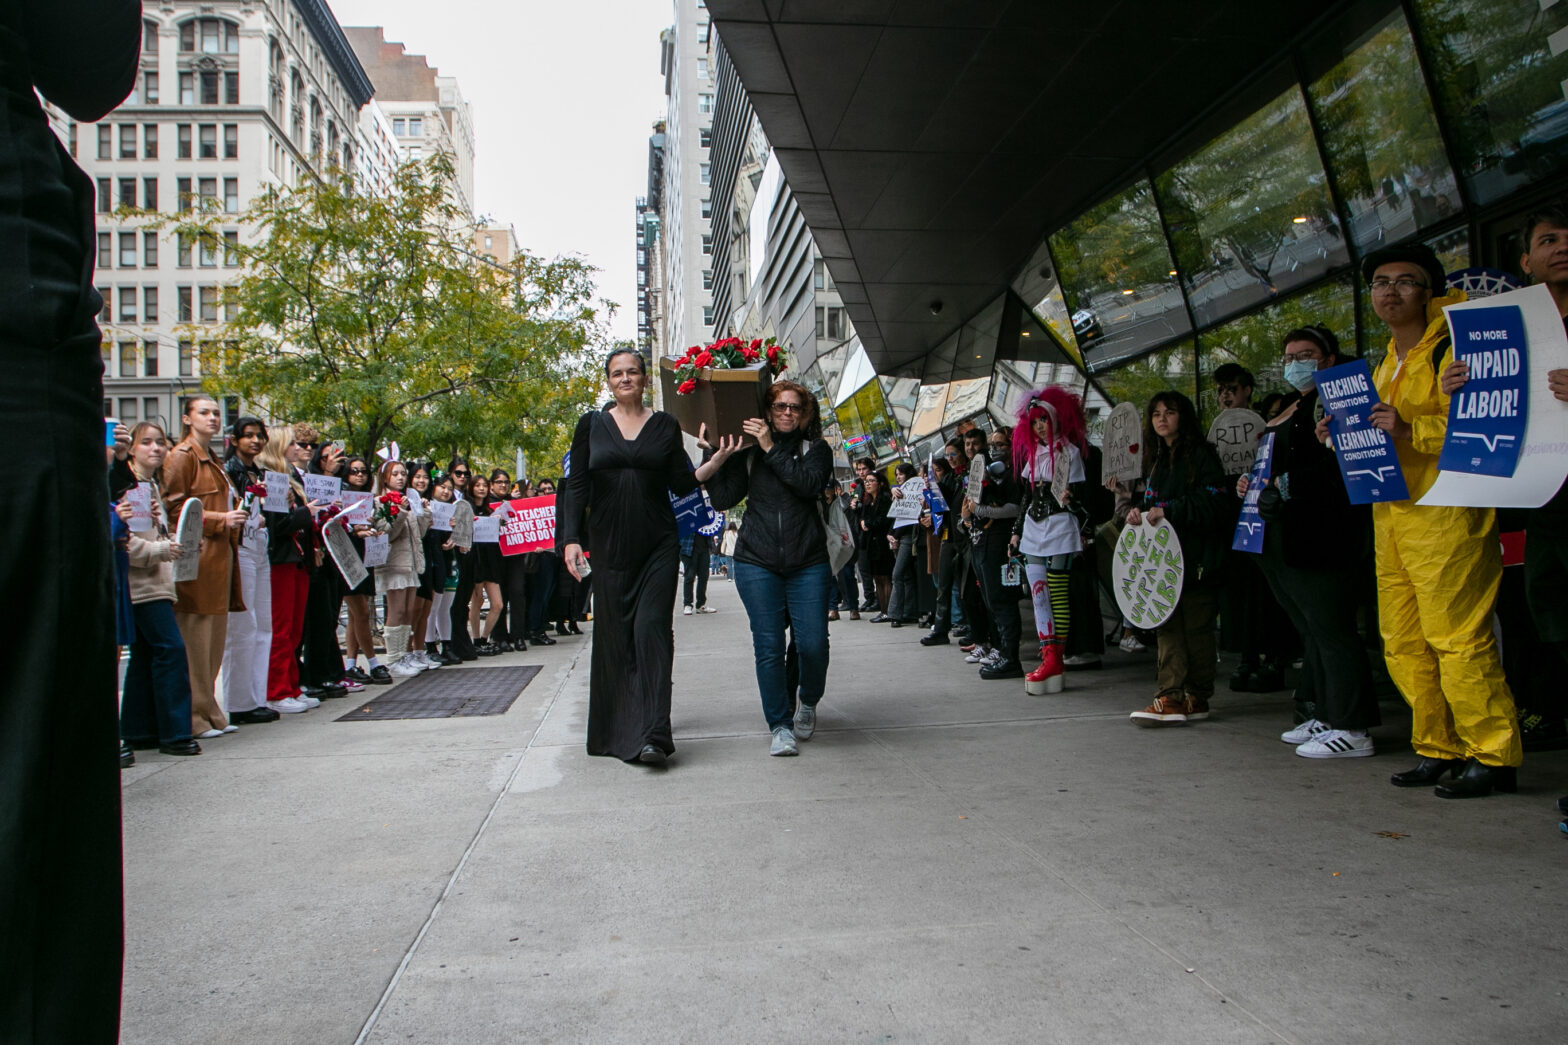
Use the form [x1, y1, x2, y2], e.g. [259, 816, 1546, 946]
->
[1435, 758, 1518, 799]
[346, 667, 372, 684]
[369, 665, 393, 683]
[869, 613, 891, 623]
[1390, 756, 1464, 787]
[531, 632, 557, 646]
[637, 744, 667, 765]
[555, 622, 570, 636]
[317, 683, 349, 699]
[231, 707, 280, 724]
[158, 739, 202, 756]
[979, 659, 1025, 680]
[889, 619, 904, 628]
[920, 631, 950, 646]
[568, 621, 583, 635]
[120, 741, 135, 769]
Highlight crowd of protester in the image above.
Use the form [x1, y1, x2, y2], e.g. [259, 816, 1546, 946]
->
[109, 410, 590, 761]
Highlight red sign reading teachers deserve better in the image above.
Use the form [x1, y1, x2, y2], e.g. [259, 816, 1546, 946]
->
[498, 495, 557, 556]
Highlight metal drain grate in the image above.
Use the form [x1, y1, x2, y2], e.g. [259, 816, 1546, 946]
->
[336, 665, 543, 721]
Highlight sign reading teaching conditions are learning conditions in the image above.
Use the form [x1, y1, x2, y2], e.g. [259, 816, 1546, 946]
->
[1316, 359, 1409, 505]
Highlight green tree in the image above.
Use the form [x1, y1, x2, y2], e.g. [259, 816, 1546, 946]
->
[166, 156, 606, 467]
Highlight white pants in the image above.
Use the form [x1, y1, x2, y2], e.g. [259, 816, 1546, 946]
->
[426, 591, 454, 641]
[219, 539, 272, 713]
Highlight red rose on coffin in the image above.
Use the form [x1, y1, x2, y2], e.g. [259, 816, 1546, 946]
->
[766, 345, 779, 363]
[677, 379, 697, 395]
[742, 347, 760, 362]
[750, 338, 762, 351]
[693, 350, 714, 369]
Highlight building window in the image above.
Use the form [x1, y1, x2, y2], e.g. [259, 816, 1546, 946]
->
[408, 117, 422, 136]
[118, 397, 138, 422]
[119, 123, 136, 159]
[225, 71, 239, 105]
[698, 21, 710, 43]
[199, 235, 217, 268]
[96, 124, 111, 160]
[223, 178, 238, 213]
[118, 177, 136, 208]
[97, 233, 112, 269]
[178, 339, 194, 376]
[118, 342, 137, 378]
[176, 177, 192, 210]
[223, 124, 237, 159]
[142, 71, 159, 105]
[177, 286, 192, 322]
[97, 178, 111, 213]
[392, 117, 405, 135]
[698, 94, 713, 114]
[198, 177, 217, 207]
[142, 177, 157, 210]
[223, 230, 240, 267]
[143, 18, 159, 53]
[698, 58, 709, 79]
[702, 305, 714, 326]
[701, 198, 712, 220]
[177, 233, 191, 268]
[179, 72, 194, 105]
[699, 127, 711, 149]
[142, 394, 159, 418]
[177, 124, 191, 158]
[813, 259, 825, 290]
[143, 124, 157, 158]
[118, 232, 137, 267]
[181, 18, 238, 55]
[702, 269, 713, 290]
[118, 287, 137, 323]
[143, 286, 158, 323]
[143, 230, 158, 268]
[700, 163, 710, 185]
[701, 234, 712, 255]
[199, 123, 216, 159]
[98, 289, 111, 323]
[199, 285, 218, 322]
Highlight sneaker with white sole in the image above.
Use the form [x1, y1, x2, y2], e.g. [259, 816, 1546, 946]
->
[682, 605, 694, 616]
[769, 725, 798, 756]
[1129, 694, 1187, 726]
[414, 650, 440, 670]
[1280, 718, 1329, 745]
[297, 693, 322, 708]
[1295, 730, 1374, 759]
[1119, 632, 1146, 653]
[795, 704, 817, 741]
[389, 658, 423, 678]
[980, 648, 1003, 668]
[272, 696, 311, 713]
[696, 605, 717, 614]
[964, 645, 992, 664]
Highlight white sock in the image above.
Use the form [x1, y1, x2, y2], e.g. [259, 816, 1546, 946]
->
[344, 656, 355, 670]
[368, 656, 383, 668]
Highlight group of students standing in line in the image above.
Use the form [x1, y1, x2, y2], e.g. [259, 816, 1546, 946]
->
[109, 402, 590, 761]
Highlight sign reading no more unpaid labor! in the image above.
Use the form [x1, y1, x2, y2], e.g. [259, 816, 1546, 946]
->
[1112, 518, 1185, 630]
[1439, 303, 1529, 477]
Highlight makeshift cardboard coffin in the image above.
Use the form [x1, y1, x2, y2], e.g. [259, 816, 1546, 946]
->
[659, 358, 772, 445]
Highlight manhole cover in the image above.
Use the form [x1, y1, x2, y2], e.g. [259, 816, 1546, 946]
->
[336, 665, 543, 721]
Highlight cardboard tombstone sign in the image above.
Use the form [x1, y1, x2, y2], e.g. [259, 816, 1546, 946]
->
[171, 498, 204, 583]
[890, 478, 926, 527]
[1111, 518, 1185, 630]
[1102, 402, 1143, 484]
[966, 455, 987, 506]
[1207, 408, 1267, 476]
[323, 513, 368, 589]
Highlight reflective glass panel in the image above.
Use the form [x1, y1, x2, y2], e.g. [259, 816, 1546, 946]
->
[1411, 0, 1568, 204]
[942, 377, 992, 429]
[1094, 340, 1197, 416]
[849, 381, 900, 460]
[1197, 277, 1357, 424]
[1156, 86, 1347, 329]
[1050, 180, 1191, 370]
[1010, 241, 1084, 362]
[910, 383, 950, 440]
[1306, 10, 1461, 252]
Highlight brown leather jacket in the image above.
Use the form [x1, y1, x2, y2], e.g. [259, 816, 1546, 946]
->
[161, 438, 244, 614]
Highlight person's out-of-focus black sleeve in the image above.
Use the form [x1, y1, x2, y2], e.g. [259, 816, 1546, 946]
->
[21, 1, 142, 120]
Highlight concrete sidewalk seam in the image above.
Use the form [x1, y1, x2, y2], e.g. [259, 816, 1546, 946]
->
[351, 645, 584, 1045]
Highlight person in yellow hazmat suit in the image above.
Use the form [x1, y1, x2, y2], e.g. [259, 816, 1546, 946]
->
[1348, 243, 1521, 798]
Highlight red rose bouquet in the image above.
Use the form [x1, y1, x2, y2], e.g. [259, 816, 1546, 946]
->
[242, 482, 266, 513]
[670, 336, 787, 395]
[374, 490, 405, 525]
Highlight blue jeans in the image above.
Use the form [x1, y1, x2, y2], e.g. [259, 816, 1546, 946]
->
[733, 560, 834, 731]
[121, 599, 194, 744]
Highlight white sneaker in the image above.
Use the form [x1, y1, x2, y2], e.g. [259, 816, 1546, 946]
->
[769, 725, 798, 756]
[981, 649, 1003, 668]
[418, 650, 441, 670]
[1295, 730, 1374, 759]
[695, 605, 717, 614]
[296, 693, 322, 708]
[795, 703, 816, 741]
[196, 728, 224, 739]
[1119, 633, 1146, 653]
[964, 645, 992, 664]
[683, 605, 694, 616]
[389, 658, 423, 678]
[272, 697, 311, 713]
[1280, 718, 1328, 745]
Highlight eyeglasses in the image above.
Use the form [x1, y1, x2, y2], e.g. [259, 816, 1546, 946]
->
[295, 441, 317, 449]
[1369, 277, 1429, 294]
[770, 402, 805, 414]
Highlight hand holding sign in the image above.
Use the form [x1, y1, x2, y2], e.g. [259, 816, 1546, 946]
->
[1112, 518, 1184, 629]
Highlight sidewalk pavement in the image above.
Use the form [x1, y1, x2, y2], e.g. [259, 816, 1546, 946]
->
[120, 579, 1568, 1044]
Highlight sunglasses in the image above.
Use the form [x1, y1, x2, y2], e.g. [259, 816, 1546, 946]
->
[295, 441, 317, 449]
[347, 467, 367, 475]
[451, 469, 469, 477]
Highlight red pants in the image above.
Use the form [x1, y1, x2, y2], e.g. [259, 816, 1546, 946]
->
[267, 560, 310, 703]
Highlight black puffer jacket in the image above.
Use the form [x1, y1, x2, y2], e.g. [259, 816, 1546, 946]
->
[705, 431, 833, 574]
[1139, 438, 1228, 581]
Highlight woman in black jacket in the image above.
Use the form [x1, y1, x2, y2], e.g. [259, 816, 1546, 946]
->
[858, 471, 895, 618]
[1126, 391, 1228, 726]
[1241, 325, 1380, 758]
[704, 379, 835, 756]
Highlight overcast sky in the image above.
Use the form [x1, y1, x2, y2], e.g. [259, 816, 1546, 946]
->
[327, 0, 672, 343]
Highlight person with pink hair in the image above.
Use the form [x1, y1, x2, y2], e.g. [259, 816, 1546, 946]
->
[1009, 387, 1090, 694]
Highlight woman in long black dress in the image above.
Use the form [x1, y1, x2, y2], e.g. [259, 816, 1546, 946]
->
[560, 349, 735, 764]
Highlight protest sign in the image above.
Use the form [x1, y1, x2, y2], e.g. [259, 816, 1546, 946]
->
[171, 498, 204, 583]
[1231, 432, 1276, 554]
[1421, 283, 1568, 508]
[302, 473, 342, 505]
[322, 513, 367, 589]
[363, 532, 390, 568]
[1102, 402, 1143, 483]
[1316, 359, 1409, 504]
[891, 478, 925, 527]
[699, 510, 726, 538]
[471, 515, 500, 544]
[671, 488, 716, 539]
[124, 482, 154, 532]
[339, 490, 373, 524]
[451, 505, 473, 548]
[429, 499, 456, 532]
[499, 495, 557, 556]
[262, 471, 290, 512]
[1112, 518, 1185, 629]
[966, 455, 986, 505]
[405, 486, 424, 516]
[1207, 408, 1266, 475]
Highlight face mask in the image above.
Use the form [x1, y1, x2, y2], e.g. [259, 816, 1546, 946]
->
[1283, 359, 1318, 391]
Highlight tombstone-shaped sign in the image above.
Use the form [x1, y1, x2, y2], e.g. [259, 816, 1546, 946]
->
[1112, 518, 1185, 630]
[1207, 407, 1266, 476]
[172, 498, 204, 583]
[1102, 402, 1142, 484]
[966, 455, 986, 505]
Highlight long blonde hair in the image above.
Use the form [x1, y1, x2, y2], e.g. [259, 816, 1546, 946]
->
[256, 422, 306, 504]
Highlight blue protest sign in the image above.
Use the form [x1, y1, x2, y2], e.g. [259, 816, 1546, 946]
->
[1231, 432, 1275, 554]
[670, 488, 715, 538]
[698, 510, 725, 538]
[1316, 359, 1410, 505]
[1438, 304, 1529, 477]
[561, 451, 572, 477]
